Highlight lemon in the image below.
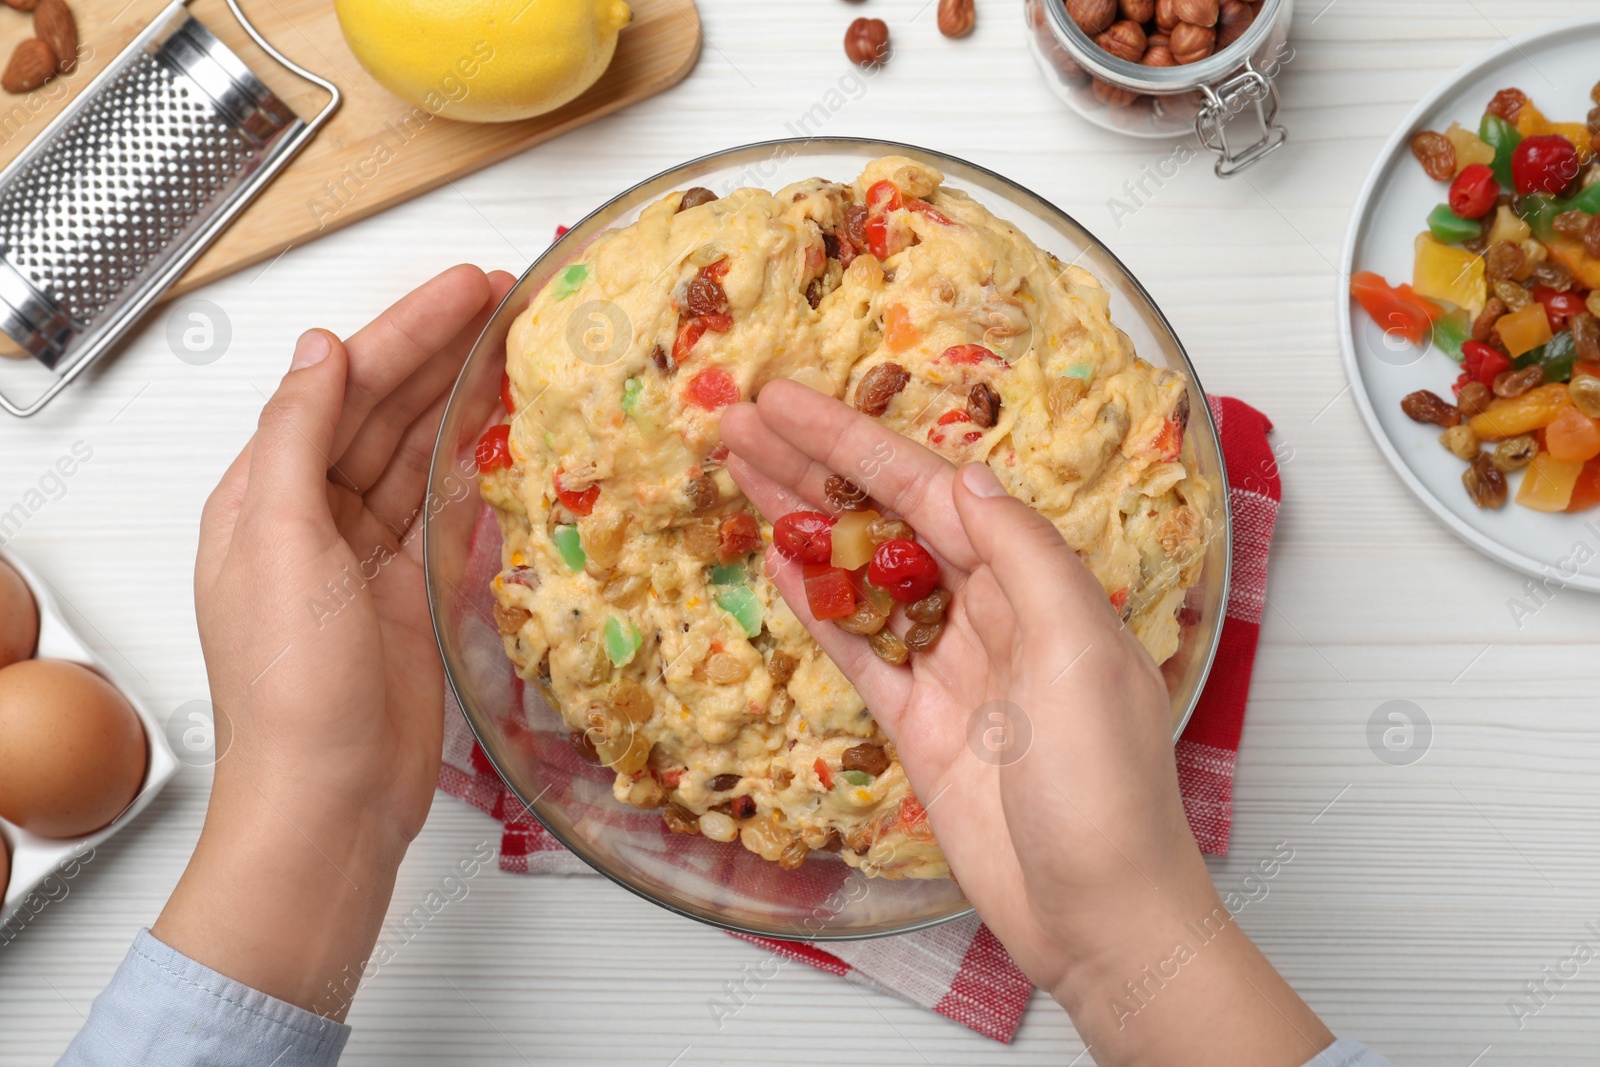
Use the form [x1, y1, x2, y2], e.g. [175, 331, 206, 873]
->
[335, 0, 633, 123]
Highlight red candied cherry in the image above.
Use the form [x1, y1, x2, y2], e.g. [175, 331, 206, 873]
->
[1511, 135, 1580, 195]
[553, 468, 599, 516]
[773, 511, 835, 565]
[868, 538, 939, 603]
[684, 368, 740, 410]
[475, 424, 512, 473]
[1447, 163, 1498, 219]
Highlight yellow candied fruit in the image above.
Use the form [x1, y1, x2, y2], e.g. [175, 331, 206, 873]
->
[1516, 452, 1583, 512]
[1487, 205, 1532, 246]
[1413, 234, 1486, 316]
[1514, 102, 1549, 138]
[1469, 383, 1574, 440]
[1497, 302, 1553, 358]
[1444, 122, 1496, 174]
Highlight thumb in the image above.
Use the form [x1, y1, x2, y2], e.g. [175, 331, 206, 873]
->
[245, 329, 349, 516]
[950, 463, 1121, 648]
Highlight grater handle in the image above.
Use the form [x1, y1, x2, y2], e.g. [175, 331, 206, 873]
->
[223, 0, 341, 131]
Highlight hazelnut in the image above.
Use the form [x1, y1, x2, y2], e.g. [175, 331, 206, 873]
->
[1154, 0, 1180, 31]
[1171, 0, 1219, 26]
[844, 17, 890, 68]
[1091, 76, 1144, 108]
[1142, 44, 1176, 66]
[1119, 0, 1156, 21]
[1146, 32, 1170, 48]
[1094, 19, 1147, 62]
[1215, 0, 1254, 49]
[1169, 21, 1215, 64]
[1065, 0, 1117, 36]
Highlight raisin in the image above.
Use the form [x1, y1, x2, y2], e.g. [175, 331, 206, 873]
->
[1587, 214, 1600, 261]
[1470, 298, 1506, 343]
[1400, 389, 1461, 428]
[806, 278, 823, 309]
[841, 743, 891, 776]
[1485, 87, 1528, 123]
[868, 628, 909, 665]
[1573, 312, 1600, 365]
[822, 232, 841, 260]
[1530, 261, 1573, 293]
[1554, 209, 1591, 239]
[708, 773, 741, 792]
[1463, 453, 1507, 510]
[967, 381, 1002, 428]
[905, 621, 944, 652]
[678, 187, 718, 211]
[650, 343, 672, 374]
[1484, 241, 1525, 282]
[835, 602, 888, 635]
[1492, 365, 1543, 399]
[778, 839, 810, 870]
[686, 276, 728, 316]
[825, 474, 869, 511]
[662, 804, 699, 835]
[906, 587, 951, 624]
[1492, 279, 1531, 311]
[1410, 130, 1456, 181]
[686, 472, 719, 513]
[843, 204, 868, 249]
[1456, 380, 1494, 418]
[1462, 233, 1489, 255]
[865, 516, 914, 545]
[767, 650, 798, 684]
[1590, 104, 1600, 134]
[570, 730, 600, 763]
[1438, 424, 1480, 460]
[1491, 435, 1538, 473]
[494, 602, 531, 635]
[728, 795, 756, 820]
[855, 361, 909, 416]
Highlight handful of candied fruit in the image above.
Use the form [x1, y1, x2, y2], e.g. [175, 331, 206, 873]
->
[1354, 79, 1600, 515]
[774, 476, 950, 665]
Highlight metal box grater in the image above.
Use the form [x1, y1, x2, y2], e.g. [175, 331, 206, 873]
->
[0, 0, 338, 416]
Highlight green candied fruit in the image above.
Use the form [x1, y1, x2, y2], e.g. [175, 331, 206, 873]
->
[1426, 204, 1482, 245]
[839, 770, 874, 787]
[621, 377, 643, 413]
[553, 264, 589, 299]
[1429, 308, 1472, 362]
[603, 616, 642, 667]
[716, 586, 762, 638]
[708, 561, 747, 586]
[1063, 363, 1094, 382]
[552, 524, 586, 572]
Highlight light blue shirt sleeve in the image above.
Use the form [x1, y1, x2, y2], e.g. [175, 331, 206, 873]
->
[58, 929, 350, 1067]
[1303, 1038, 1392, 1067]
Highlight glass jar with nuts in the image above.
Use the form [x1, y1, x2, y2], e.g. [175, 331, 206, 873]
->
[1023, 0, 1292, 176]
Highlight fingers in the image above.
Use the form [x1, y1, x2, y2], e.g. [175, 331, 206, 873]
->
[196, 440, 253, 588]
[361, 389, 451, 544]
[745, 380, 979, 570]
[950, 463, 1123, 656]
[241, 330, 349, 524]
[328, 265, 498, 490]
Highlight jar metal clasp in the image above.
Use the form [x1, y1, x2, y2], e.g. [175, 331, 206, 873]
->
[1195, 60, 1288, 178]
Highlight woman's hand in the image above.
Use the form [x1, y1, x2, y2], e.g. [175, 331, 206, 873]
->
[723, 380, 1331, 1067]
[154, 265, 514, 1019]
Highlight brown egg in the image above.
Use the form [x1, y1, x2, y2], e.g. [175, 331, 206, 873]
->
[0, 558, 38, 669]
[0, 660, 147, 838]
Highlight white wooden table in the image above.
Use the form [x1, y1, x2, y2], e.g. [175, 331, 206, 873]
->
[4, 1, 1600, 1063]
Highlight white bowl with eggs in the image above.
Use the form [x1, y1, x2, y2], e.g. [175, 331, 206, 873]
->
[0, 548, 177, 931]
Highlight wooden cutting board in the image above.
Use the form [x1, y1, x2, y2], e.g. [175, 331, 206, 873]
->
[0, 0, 700, 296]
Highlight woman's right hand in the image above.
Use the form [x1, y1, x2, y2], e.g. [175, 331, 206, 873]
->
[723, 380, 1331, 1067]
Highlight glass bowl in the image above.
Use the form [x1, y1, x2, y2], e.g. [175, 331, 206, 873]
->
[424, 139, 1232, 941]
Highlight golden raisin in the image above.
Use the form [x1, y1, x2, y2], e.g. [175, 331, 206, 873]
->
[1410, 130, 1456, 181]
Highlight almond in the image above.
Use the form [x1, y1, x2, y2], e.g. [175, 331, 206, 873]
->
[34, 0, 76, 74]
[2, 38, 56, 93]
[3, 0, 38, 10]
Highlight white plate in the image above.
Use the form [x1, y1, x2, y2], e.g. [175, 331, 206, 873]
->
[1339, 16, 1600, 592]
[0, 548, 177, 930]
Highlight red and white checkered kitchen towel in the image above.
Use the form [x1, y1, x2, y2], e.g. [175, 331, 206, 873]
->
[436, 396, 1282, 1043]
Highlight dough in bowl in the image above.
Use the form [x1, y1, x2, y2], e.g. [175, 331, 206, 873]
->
[480, 156, 1212, 879]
